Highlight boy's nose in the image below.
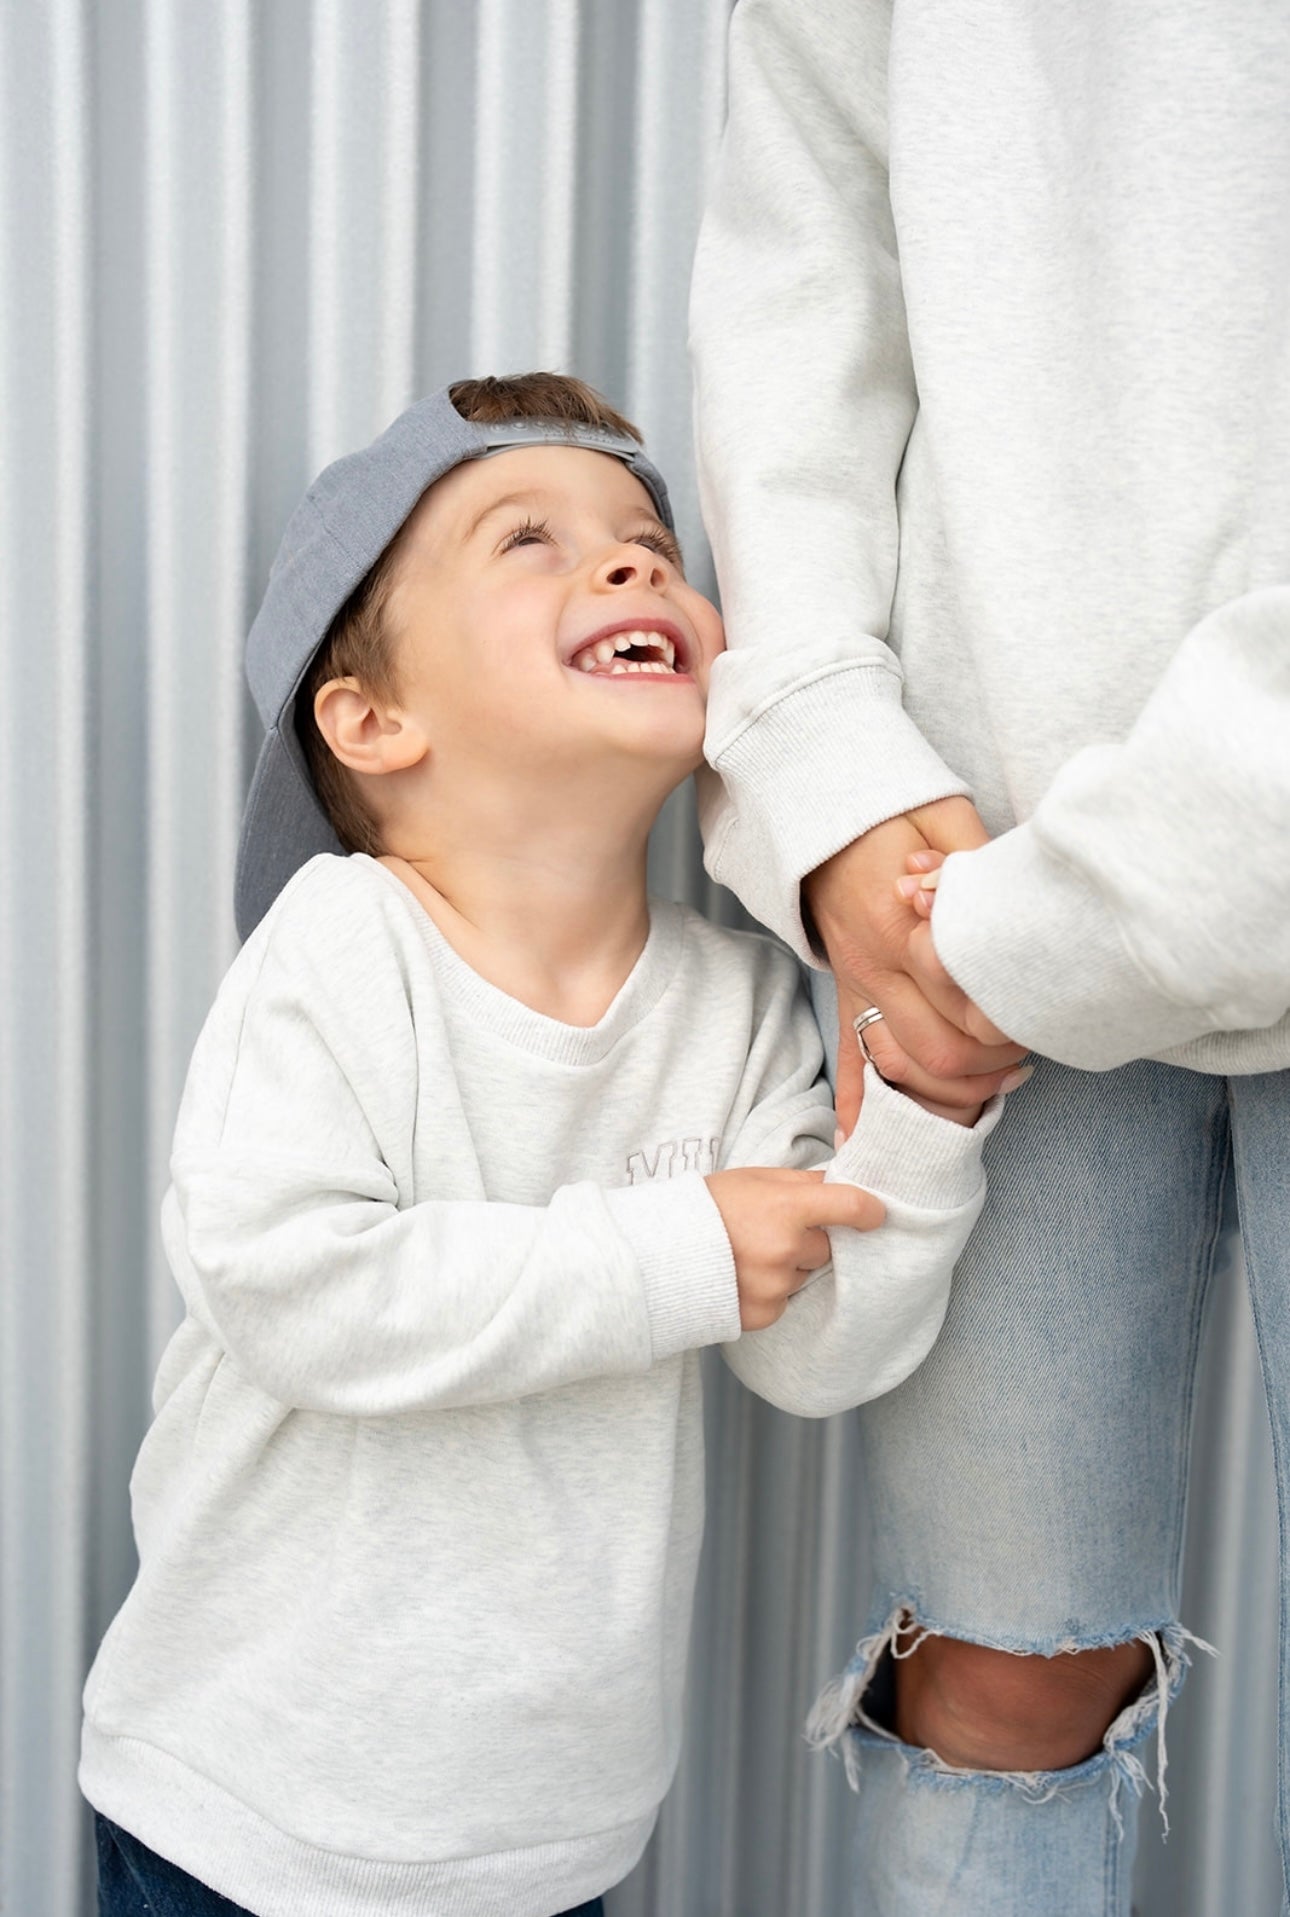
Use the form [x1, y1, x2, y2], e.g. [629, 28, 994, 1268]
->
[598, 547, 669, 591]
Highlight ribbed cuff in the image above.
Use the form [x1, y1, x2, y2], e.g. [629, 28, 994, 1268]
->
[831, 1066, 998, 1210]
[930, 827, 1220, 1071]
[700, 665, 970, 963]
[602, 1175, 741, 1361]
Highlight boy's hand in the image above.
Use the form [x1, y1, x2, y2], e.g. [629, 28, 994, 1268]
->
[706, 1168, 885, 1330]
[896, 846, 947, 919]
[895, 850, 1014, 1046]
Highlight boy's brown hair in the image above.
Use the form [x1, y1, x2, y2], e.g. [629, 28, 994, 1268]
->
[296, 374, 642, 855]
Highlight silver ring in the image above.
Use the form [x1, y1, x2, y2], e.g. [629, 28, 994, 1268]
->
[852, 1006, 884, 1068]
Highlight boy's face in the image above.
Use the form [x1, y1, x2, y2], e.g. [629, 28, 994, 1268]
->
[381, 445, 724, 786]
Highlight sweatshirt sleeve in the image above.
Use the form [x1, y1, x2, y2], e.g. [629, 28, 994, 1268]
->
[717, 958, 997, 1417]
[689, 0, 968, 960]
[929, 587, 1290, 1069]
[163, 881, 740, 1419]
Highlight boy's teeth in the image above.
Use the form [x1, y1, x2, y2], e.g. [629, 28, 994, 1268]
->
[573, 629, 682, 672]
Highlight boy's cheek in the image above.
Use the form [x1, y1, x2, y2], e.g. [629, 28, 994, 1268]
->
[692, 610, 726, 681]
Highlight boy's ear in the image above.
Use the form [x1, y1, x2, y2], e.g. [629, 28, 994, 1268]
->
[312, 676, 429, 776]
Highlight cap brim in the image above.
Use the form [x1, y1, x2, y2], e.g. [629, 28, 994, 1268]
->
[234, 725, 343, 943]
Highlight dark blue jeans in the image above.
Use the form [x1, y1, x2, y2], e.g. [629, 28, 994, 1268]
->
[95, 1814, 607, 1917]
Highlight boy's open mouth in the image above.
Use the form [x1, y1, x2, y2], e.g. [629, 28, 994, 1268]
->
[567, 621, 690, 678]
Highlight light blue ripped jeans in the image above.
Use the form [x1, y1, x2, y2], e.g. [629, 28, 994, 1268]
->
[809, 970, 1290, 1916]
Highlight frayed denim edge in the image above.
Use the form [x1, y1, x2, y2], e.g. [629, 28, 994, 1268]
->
[804, 1607, 1217, 1838]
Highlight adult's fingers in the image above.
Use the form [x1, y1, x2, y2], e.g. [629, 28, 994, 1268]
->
[895, 927, 1026, 1055]
[906, 795, 992, 853]
[833, 979, 869, 1139]
[840, 974, 1009, 1115]
[876, 973, 1026, 1082]
[856, 982, 1024, 1110]
[906, 923, 1017, 1046]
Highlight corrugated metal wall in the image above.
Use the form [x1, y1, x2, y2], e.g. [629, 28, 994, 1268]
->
[0, 4, 1282, 1912]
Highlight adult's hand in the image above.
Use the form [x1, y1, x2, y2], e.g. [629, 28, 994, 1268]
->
[803, 796, 1028, 1133]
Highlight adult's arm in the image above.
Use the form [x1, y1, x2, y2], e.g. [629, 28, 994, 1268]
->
[928, 588, 1290, 1070]
[690, 0, 968, 961]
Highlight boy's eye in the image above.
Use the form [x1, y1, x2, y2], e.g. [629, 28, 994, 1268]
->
[632, 526, 684, 570]
[499, 517, 555, 553]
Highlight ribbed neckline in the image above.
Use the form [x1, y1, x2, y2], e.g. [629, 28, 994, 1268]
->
[359, 855, 686, 1066]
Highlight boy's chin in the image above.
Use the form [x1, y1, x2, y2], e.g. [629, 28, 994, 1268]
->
[609, 708, 707, 764]
[617, 739, 705, 780]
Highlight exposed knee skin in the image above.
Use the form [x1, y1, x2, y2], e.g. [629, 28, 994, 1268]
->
[893, 1632, 1156, 1773]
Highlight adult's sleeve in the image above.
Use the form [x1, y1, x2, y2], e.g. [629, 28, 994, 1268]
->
[715, 961, 997, 1417]
[690, 0, 968, 961]
[164, 901, 740, 1419]
[930, 587, 1290, 1070]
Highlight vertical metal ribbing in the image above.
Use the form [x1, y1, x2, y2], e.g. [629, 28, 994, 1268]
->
[0, 8, 16, 1880]
[142, 0, 256, 1366]
[0, 0, 91, 1910]
[470, 0, 581, 373]
[414, 0, 479, 388]
[47, 5, 92, 1896]
[213, 3, 253, 954]
[377, 0, 422, 425]
[625, 0, 732, 560]
[307, 0, 345, 465]
[308, 0, 423, 469]
[797, 1413, 870, 1917]
[0, 13, 24, 1908]
[536, 0, 580, 371]
[1134, 1236, 1282, 1917]
[142, 0, 183, 1367]
[632, 0, 744, 925]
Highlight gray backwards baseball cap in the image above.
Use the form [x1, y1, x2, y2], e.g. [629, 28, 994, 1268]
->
[235, 385, 674, 941]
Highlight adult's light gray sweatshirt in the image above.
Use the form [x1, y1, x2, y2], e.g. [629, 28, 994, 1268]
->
[690, 0, 1290, 1074]
[80, 854, 995, 1917]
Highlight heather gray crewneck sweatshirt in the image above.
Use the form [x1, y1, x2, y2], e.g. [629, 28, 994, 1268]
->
[690, 0, 1290, 1074]
[81, 853, 996, 1917]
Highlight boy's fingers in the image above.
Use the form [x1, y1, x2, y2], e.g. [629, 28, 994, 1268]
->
[797, 1226, 832, 1272]
[905, 848, 947, 874]
[806, 1185, 886, 1233]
